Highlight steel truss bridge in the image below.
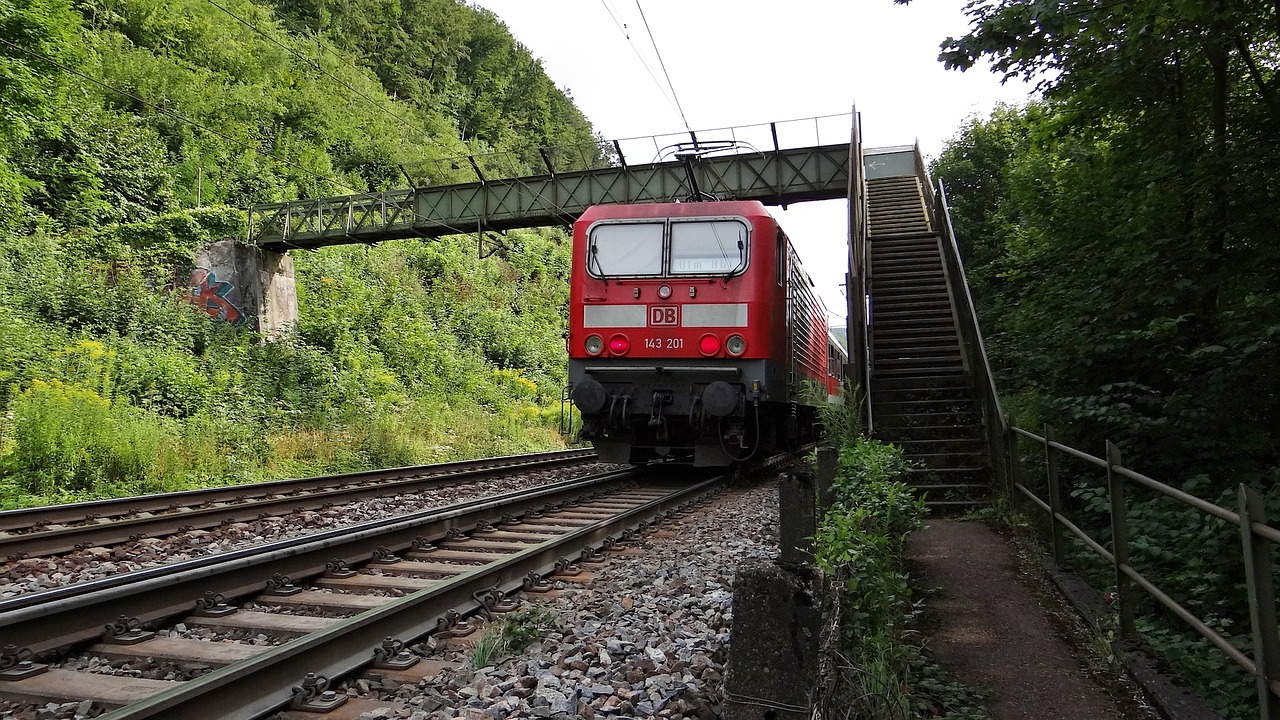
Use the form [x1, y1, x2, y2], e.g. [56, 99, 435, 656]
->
[246, 115, 858, 251]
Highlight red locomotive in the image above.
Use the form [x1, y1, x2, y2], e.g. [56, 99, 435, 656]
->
[566, 200, 845, 466]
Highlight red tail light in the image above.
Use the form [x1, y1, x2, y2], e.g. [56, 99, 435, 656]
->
[699, 334, 721, 356]
[608, 334, 630, 355]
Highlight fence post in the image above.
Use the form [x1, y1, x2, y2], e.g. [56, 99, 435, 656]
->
[1005, 414, 1018, 499]
[1044, 424, 1065, 568]
[1106, 440, 1135, 639]
[1239, 484, 1280, 720]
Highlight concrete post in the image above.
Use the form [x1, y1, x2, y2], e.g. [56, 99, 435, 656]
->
[722, 559, 820, 720]
[778, 472, 816, 568]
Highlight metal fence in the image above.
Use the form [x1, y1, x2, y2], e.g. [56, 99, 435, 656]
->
[1005, 426, 1280, 718]
[926, 162, 1280, 718]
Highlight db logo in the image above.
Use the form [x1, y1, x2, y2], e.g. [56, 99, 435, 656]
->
[649, 305, 678, 326]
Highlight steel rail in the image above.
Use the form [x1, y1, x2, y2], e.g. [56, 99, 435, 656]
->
[0, 467, 644, 654]
[0, 449, 597, 558]
[98, 474, 726, 719]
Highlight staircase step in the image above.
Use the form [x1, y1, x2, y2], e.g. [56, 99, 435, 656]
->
[872, 324, 958, 336]
[874, 309, 954, 322]
[876, 424, 983, 440]
[873, 392, 976, 406]
[874, 336, 960, 349]
[873, 318, 956, 330]
[872, 297, 952, 308]
[871, 233, 938, 245]
[875, 351, 962, 361]
[871, 244, 939, 256]
[872, 285, 950, 297]
[873, 365, 966, 377]
[890, 448, 988, 466]
[875, 415, 983, 430]
[874, 343, 962, 355]
[872, 260, 944, 273]
[872, 395, 977, 408]
[870, 269, 946, 280]
[872, 281, 948, 292]
[892, 435, 984, 446]
[872, 373, 969, 389]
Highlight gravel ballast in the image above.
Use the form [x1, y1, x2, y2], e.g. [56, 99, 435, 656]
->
[347, 480, 780, 720]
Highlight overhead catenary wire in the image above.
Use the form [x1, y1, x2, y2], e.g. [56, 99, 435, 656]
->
[598, 0, 686, 129]
[635, 0, 692, 133]
[0, 36, 361, 195]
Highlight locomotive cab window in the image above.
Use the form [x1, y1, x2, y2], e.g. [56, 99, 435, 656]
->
[587, 218, 749, 278]
[588, 222, 664, 277]
[670, 220, 747, 275]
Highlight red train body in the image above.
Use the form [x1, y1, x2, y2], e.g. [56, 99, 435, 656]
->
[566, 200, 845, 466]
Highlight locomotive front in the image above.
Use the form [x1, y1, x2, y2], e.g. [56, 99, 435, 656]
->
[566, 201, 790, 466]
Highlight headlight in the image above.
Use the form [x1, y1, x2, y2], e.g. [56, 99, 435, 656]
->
[584, 335, 604, 355]
[726, 334, 746, 356]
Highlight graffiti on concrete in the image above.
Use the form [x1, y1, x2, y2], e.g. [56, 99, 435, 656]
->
[187, 268, 246, 325]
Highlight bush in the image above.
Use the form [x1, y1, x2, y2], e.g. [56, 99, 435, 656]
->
[812, 394, 980, 719]
[2, 379, 180, 498]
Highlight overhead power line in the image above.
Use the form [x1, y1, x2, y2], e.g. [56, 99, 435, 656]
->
[598, 0, 685, 128]
[0, 36, 360, 195]
[635, 1, 692, 133]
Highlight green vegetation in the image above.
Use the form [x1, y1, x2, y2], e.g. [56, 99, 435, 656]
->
[813, 395, 984, 719]
[917, 2, 1280, 715]
[0, 0, 600, 507]
[470, 606, 556, 669]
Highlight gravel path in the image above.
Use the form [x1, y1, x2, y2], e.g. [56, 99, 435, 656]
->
[909, 519, 1135, 720]
[347, 480, 780, 720]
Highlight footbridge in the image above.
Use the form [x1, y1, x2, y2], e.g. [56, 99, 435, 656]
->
[246, 115, 857, 251]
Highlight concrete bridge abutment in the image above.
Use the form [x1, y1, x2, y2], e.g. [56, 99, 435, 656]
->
[186, 238, 297, 338]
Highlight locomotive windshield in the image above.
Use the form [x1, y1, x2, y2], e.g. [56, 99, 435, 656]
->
[587, 218, 748, 278]
[670, 220, 746, 275]
[588, 222, 664, 276]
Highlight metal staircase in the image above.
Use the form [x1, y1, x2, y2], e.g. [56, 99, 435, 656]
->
[865, 172, 993, 508]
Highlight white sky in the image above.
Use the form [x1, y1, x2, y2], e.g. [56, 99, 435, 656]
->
[470, 0, 1037, 324]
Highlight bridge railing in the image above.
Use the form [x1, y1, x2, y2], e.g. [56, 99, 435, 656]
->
[933, 179, 1014, 494]
[611, 112, 855, 168]
[1008, 425, 1279, 718]
[249, 190, 421, 249]
[845, 108, 871, 432]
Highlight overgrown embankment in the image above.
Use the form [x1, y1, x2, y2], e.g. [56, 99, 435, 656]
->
[812, 418, 986, 718]
[0, 0, 600, 506]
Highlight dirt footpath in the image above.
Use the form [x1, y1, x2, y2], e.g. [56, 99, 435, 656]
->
[909, 520, 1138, 720]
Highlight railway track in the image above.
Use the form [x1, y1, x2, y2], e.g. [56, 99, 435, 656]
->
[0, 449, 597, 559]
[0, 464, 726, 719]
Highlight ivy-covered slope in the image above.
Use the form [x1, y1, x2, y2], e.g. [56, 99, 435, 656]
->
[0, 0, 598, 506]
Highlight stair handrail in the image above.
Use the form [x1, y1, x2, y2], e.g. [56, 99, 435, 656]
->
[934, 178, 1012, 491]
[846, 107, 872, 433]
[912, 141, 937, 220]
